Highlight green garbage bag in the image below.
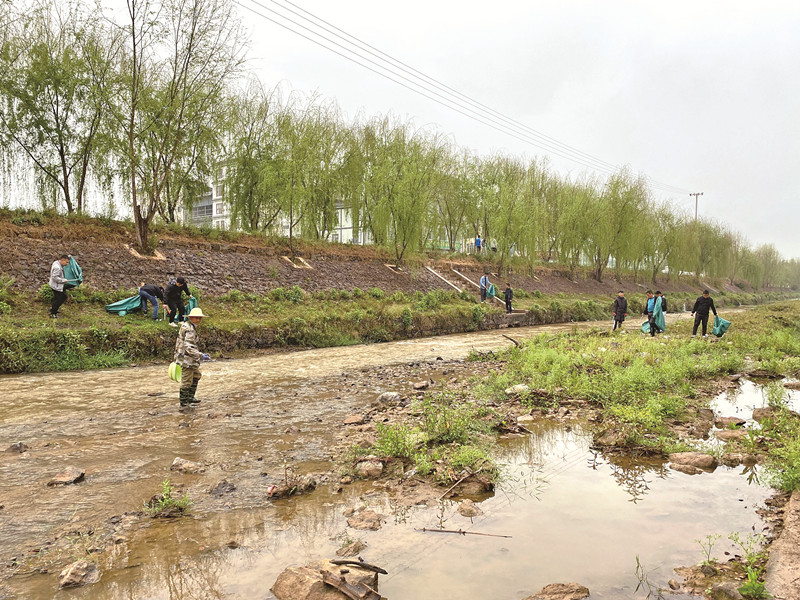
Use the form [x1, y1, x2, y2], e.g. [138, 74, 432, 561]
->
[63, 256, 83, 290]
[652, 297, 666, 332]
[641, 321, 650, 333]
[712, 315, 731, 338]
[181, 296, 198, 321]
[105, 295, 142, 315]
[487, 283, 496, 299]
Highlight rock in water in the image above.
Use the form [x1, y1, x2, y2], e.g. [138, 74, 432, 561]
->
[457, 499, 483, 517]
[272, 560, 379, 600]
[355, 457, 384, 479]
[6, 442, 28, 453]
[376, 392, 401, 406]
[58, 560, 100, 588]
[335, 540, 367, 558]
[668, 452, 717, 470]
[523, 582, 590, 600]
[170, 457, 205, 474]
[48, 466, 85, 486]
[208, 479, 236, 497]
[347, 509, 382, 530]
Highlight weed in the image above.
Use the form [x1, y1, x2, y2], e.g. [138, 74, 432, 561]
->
[368, 287, 385, 299]
[373, 423, 419, 459]
[634, 555, 667, 600]
[738, 567, 771, 599]
[144, 479, 192, 517]
[695, 534, 721, 566]
[728, 532, 767, 569]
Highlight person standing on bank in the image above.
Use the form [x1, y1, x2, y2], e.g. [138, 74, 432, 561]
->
[612, 290, 627, 331]
[642, 290, 660, 337]
[49, 254, 71, 318]
[480, 272, 491, 303]
[504, 283, 513, 314]
[165, 276, 192, 327]
[174, 307, 210, 407]
[691, 290, 718, 338]
[475, 234, 482, 254]
[656, 290, 667, 314]
[139, 282, 166, 321]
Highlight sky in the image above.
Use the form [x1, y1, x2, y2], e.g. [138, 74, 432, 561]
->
[235, 0, 800, 258]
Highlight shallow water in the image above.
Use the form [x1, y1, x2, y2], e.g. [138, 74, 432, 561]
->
[0, 310, 768, 598]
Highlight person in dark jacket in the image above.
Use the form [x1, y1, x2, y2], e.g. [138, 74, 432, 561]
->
[165, 277, 192, 327]
[691, 290, 717, 337]
[139, 283, 166, 320]
[612, 290, 627, 331]
[503, 283, 513, 314]
[655, 290, 667, 314]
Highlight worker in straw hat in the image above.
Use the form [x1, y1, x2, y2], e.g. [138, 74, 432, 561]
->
[173, 307, 210, 408]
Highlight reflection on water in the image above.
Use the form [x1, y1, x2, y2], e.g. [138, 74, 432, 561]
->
[712, 378, 800, 419]
[8, 421, 769, 600]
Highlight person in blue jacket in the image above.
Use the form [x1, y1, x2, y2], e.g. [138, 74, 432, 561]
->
[139, 283, 166, 321]
[642, 290, 663, 337]
[480, 272, 490, 303]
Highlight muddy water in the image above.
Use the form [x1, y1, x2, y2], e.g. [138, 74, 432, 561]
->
[0, 310, 765, 599]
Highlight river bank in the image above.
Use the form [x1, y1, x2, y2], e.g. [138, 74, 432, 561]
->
[2, 304, 799, 599]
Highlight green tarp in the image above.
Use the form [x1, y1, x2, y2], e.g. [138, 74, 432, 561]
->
[640, 298, 666, 333]
[105, 295, 141, 316]
[487, 283, 496, 299]
[712, 315, 731, 337]
[63, 256, 83, 290]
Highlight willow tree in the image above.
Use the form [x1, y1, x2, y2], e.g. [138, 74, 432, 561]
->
[105, 0, 245, 252]
[556, 176, 597, 280]
[0, 0, 112, 214]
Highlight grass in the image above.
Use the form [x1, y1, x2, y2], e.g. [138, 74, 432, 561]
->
[0, 285, 501, 373]
[351, 393, 499, 485]
[475, 302, 800, 482]
[143, 479, 193, 517]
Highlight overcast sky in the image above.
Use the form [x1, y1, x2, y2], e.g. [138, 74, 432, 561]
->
[237, 0, 800, 258]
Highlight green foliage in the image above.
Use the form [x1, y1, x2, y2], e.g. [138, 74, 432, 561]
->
[143, 479, 193, 517]
[738, 567, 771, 599]
[727, 532, 767, 569]
[373, 423, 419, 459]
[38, 284, 54, 302]
[695, 534, 721, 566]
[368, 287, 385, 299]
[401, 307, 413, 331]
[0, 302, 10, 315]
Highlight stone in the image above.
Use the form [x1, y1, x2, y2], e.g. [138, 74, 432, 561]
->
[355, 458, 383, 479]
[346, 509, 382, 530]
[697, 408, 715, 420]
[58, 560, 100, 588]
[343, 415, 365, 426]
[48, 466, 85, 486]
[668, 579, 680, 590]
[457, 499, 483, 517]
[376, 392, 401, 405]
[504, 383, 531, 397]
[270, 475, 317, 499]
[670, 463, 702, 475]
[668, 452, 718, 470]
[523, 582, 590, 600]
[714, 429, 748, 441]
[455, 473, 494, 495]
[335, 540, 367, 558]
[208, 479, 236, 497]
[6, 442, 28, 453]
[412, 381, 429, 391]
[170, 457, 205, 474]
[517, 415, 536, 425]
[272, 560, 378, 600]
[715, 416, 746, 428]
[783, 381, 800, 390]
[709, 581, 744, 600]
[765, 490, 800, 600]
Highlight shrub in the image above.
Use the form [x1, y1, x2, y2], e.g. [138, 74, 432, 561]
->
[144, 479, 193, 517]
[373, 423, 419, 459]
[287, 285, 304, 303]
[368, 287, 385, 299]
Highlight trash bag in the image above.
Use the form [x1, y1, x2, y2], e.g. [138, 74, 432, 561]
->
[169, 361, 182, 382]
[487, 283, 496, 299]
[184, 296, 198, 318]
[63, 256, 83, 290]
[712, 315, 731, 338]
[641, 321, 650, 333]
[652, 298, 666, 333]
[105, 295, 142, 315]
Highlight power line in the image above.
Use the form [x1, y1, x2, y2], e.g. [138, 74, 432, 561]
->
[236, 0, 692, 195]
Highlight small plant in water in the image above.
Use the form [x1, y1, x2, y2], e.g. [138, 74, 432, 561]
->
[144, 479, 192, 517]
[738, 567, 771, 599]
[634, 555, 667, 599]
[728, 531, 767, 569]
[695, 533, 721, 566]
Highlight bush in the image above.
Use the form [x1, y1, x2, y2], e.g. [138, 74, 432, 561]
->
[287, 285, 304, 303]
[0, 302, 10, 315]
[38, 284, 54, 302]
[144, 479, 192, 517]
[368, 287, 385, 299]
[373, 423, 419, 459]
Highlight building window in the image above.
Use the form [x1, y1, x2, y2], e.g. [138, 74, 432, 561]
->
[215, 202, 224, 216]
[192, 204, 213, 218]
[214, 184, 223, 198]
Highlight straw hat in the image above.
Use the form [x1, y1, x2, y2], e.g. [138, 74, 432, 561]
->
[187, 307, 208, 318]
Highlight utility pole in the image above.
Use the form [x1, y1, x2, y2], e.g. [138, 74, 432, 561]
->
[689, 192, 703, 221]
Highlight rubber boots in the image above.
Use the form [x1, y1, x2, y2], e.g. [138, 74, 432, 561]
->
[187, 380, 200, 404]
[179, 387, 192, 407]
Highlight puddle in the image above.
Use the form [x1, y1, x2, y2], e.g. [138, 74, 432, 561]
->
[4, 422, 769, 600]
[712, 378, 800, 421]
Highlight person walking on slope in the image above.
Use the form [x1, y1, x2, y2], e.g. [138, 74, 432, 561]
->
[475, 234, 482, 254]
[504, 283, 513, 314]
[480, 272, 491, 303]
[48, 254, 71, 318]
[174, 307, 210, 407]
[612, 290, 627, 331]
[165, 276, 192, 327]
[691, 290, 718, 337]
[139, 283, 166, 321]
